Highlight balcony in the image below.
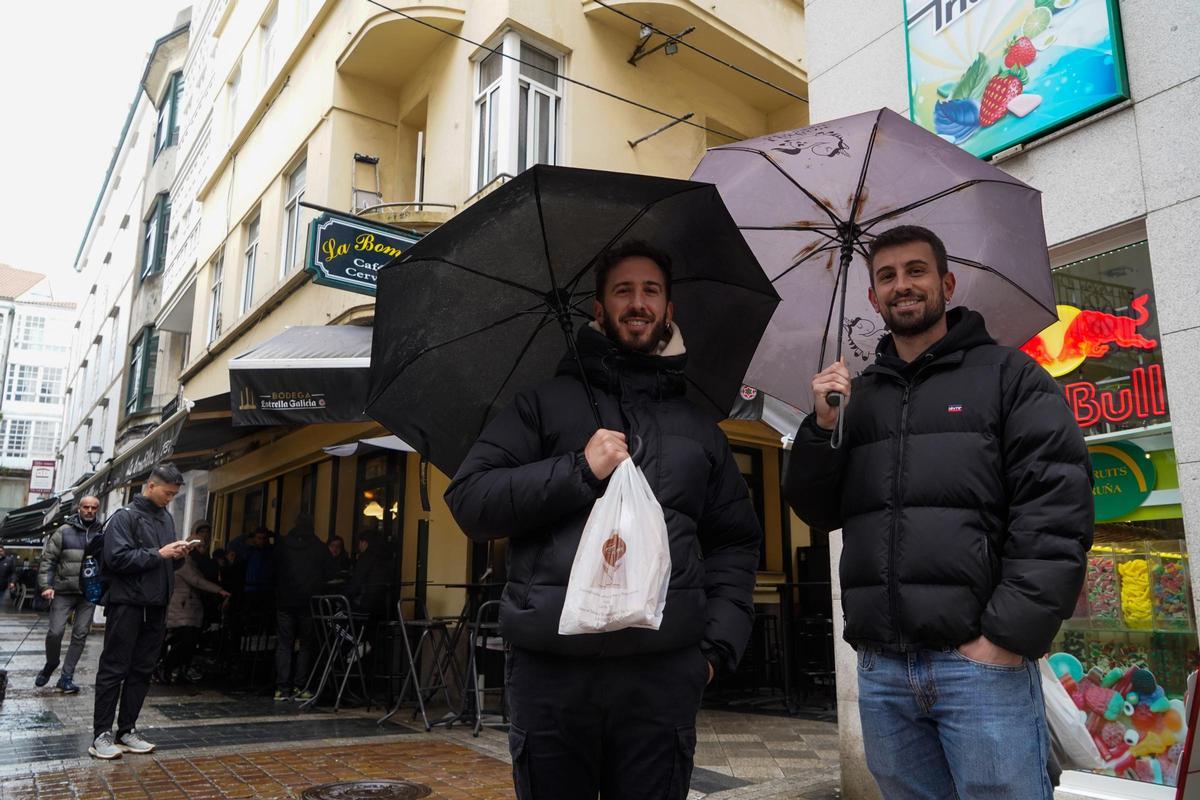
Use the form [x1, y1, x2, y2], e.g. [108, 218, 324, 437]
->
[356, 202, 456, 234]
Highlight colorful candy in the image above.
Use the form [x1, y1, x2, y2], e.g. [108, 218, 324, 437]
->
[1118, 558, 1153, 628]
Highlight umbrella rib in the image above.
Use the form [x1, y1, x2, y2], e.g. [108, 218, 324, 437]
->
[561, 184, 714, 295]
[945, 254, 1056, 317]
[816, 246, 844, 372]
[857, 178, 1032, 232]
[475, 313, 558, 442]
[681, 370, 732, 418]
[717, 147, 844, 229]
[411, 256, 546, 299]
[847, 109, 883, 227]
[769, 242, 842, 285]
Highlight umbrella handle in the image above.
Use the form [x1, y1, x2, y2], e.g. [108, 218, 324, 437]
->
[828, 396, 845, 450]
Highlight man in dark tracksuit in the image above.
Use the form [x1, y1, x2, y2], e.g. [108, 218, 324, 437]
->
[447, 241, 762, 800]
[89, 464, 193, 760]
[784, 226, 1092, 799]
[36, 496, 104, 693]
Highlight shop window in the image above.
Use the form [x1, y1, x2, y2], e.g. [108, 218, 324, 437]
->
[472, 32, 561, 191]
[242, 486, 266, 534]
[1029, 241, 1191, 789]
[353, 451, 405, 568]
[300, 468, 316, 517]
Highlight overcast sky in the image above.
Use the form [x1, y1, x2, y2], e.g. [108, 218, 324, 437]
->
[0, 2, 185, 303]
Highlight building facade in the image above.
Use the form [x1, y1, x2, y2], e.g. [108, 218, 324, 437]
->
[156, 0, 808, 619]
[59, 12, 192, 516]
[803, 0, 1200, 797]
[0, 266, 72, 515]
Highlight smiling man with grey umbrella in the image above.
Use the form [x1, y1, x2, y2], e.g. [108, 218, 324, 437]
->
[446, 241, 761, 800]
[784, 225, 1092, 799]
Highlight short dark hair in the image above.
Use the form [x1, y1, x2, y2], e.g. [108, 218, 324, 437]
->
[594, 240, 672, 300]
[149, 463, 185, 486]
[866, 225, 948, 283]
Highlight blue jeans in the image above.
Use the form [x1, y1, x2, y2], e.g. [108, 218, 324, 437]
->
[857, 647, 1052, 800]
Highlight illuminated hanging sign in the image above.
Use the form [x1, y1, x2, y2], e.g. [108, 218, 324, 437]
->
[1088, 440, 1157, 522]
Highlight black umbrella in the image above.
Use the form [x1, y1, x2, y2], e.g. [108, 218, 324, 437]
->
[366, 165, 779, 478]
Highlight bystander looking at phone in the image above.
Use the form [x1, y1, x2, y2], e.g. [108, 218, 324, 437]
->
[89, 463, 192, 761]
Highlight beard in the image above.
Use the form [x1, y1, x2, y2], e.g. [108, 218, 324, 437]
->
[880, 289, 947, 337]
[601, 311, 669, 354]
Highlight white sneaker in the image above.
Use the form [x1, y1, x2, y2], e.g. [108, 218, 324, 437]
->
[88, 732, 123, 760]
[116, 729, 156, 754]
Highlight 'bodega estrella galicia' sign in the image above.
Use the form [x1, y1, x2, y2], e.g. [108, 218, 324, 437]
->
[305, 209, 422, 297]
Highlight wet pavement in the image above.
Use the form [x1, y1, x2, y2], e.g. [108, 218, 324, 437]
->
[0, 606, 840, 799]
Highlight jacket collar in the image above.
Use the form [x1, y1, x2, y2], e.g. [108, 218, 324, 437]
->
[67, 513, 102, 533]
[555, 322, 688, 401]
[866, 307, 994, 381]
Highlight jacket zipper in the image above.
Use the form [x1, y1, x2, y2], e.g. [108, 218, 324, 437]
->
[889, 383, 911, 648]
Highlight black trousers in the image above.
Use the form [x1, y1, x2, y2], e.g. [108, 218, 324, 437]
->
[506, 645, 708, 800]
[93, 604, 166, 739]
[163, 626, 201, 675]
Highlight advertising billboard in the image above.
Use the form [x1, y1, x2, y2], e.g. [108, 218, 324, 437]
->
[904, 0, 1129, 159]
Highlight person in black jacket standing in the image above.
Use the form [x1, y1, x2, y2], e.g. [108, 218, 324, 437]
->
[89, 464, 193, 761]
[784, 226, 1092, 800]
[273, 514, 331, 701]
[446, 241, 762, 800]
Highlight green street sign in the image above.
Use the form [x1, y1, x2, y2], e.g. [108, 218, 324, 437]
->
[1089, 440, 1157, 522]
[304, 209, 422, 297]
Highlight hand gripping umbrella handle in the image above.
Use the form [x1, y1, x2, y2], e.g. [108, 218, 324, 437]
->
[826, 393, 845, 450]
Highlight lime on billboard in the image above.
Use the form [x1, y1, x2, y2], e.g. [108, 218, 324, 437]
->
[903, 0, 1129, 159]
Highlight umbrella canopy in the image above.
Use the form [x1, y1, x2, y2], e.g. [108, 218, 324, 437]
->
[366, 164, 779, 478]
[691, 107, 1056, 413]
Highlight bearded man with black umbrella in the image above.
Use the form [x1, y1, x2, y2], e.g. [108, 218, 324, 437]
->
[446, 241, 762, 800]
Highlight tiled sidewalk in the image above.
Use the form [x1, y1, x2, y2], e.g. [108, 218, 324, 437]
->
[0, 608, 841, 799]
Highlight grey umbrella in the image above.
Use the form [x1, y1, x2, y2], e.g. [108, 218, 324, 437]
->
[692, 107, 1055, 417]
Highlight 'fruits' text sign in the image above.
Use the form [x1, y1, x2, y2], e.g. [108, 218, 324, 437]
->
[903, 0, 1129, 160]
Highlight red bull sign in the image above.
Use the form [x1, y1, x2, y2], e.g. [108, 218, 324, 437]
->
[1021, 293, 1168, 430]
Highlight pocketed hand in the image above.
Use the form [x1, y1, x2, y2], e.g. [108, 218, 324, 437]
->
[957, 635, 1022, 667]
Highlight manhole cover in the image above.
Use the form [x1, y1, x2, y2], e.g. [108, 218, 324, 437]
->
[301, 781, 432, 800]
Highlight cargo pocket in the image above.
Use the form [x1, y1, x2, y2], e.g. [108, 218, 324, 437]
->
[667, 725, 697, 799]
[509, 724, 532, 799]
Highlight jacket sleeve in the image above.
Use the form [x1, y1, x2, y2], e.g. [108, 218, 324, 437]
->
[782, 414, 847, 533]
[697, 433, 763, 676]
[981, 356, 1093, 659]
[103, 510, 162, 575]
[446, 390, 604, 541]
[180, 562, 224, 596]
[38, 529, 63, 591]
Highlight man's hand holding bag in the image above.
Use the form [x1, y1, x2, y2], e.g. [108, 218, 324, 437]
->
[559, 455, 672, 636]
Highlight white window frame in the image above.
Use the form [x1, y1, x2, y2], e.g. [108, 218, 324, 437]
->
[31, 421, 58, 458]
[260, 5, 278, 91]
[241, 215, 260, 315]
[4, 364, 37, 403]
[3, 419, 31, 459]
[39, 367, 63, 405]
[471, 32, 563, 192]
[14, 315, 46, 351]
[208, 251, 224, 343]
[280, 158, 307, 278]
[227, 66, 242, 142]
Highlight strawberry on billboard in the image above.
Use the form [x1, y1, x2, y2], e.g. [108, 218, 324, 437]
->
[903, 0, 1129, 159]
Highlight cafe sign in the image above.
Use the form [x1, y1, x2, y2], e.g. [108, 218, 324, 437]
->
[305, 209, 422, 297]
[1089, 440, 1157, 522]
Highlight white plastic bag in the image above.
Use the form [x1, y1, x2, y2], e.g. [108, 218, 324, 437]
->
[1038, 657, 1105, 771]
[558, 459, 672, 635]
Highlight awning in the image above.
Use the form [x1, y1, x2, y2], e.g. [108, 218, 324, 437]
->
[172, 392, 271, 458]
[0, 496, 63, 543]
[230, 325, 372, 426]
[73, 402, 192, 499]
[323, 435, 415, 458]
[730, 387, 805, 447]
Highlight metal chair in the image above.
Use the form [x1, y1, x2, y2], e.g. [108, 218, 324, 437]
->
[377, 595, 458, 731]
[466, 600, 508, 736]
[302, 594, 371, 712]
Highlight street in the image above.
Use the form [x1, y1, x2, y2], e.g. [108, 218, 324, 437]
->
[0, 607, 840, 799]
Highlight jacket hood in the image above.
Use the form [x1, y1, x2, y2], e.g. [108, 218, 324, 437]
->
[874, 307, 996, 371]
[554, 322, 688, 399]
[191, 519, 212, 535]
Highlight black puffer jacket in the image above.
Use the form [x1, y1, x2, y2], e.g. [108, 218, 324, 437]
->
[275, 525, 333, 610]
[38, 514, 104, 595]
[102, 495, 182, 607]
[446, 324, 762, 674]
[784, 309, 1092, 659]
